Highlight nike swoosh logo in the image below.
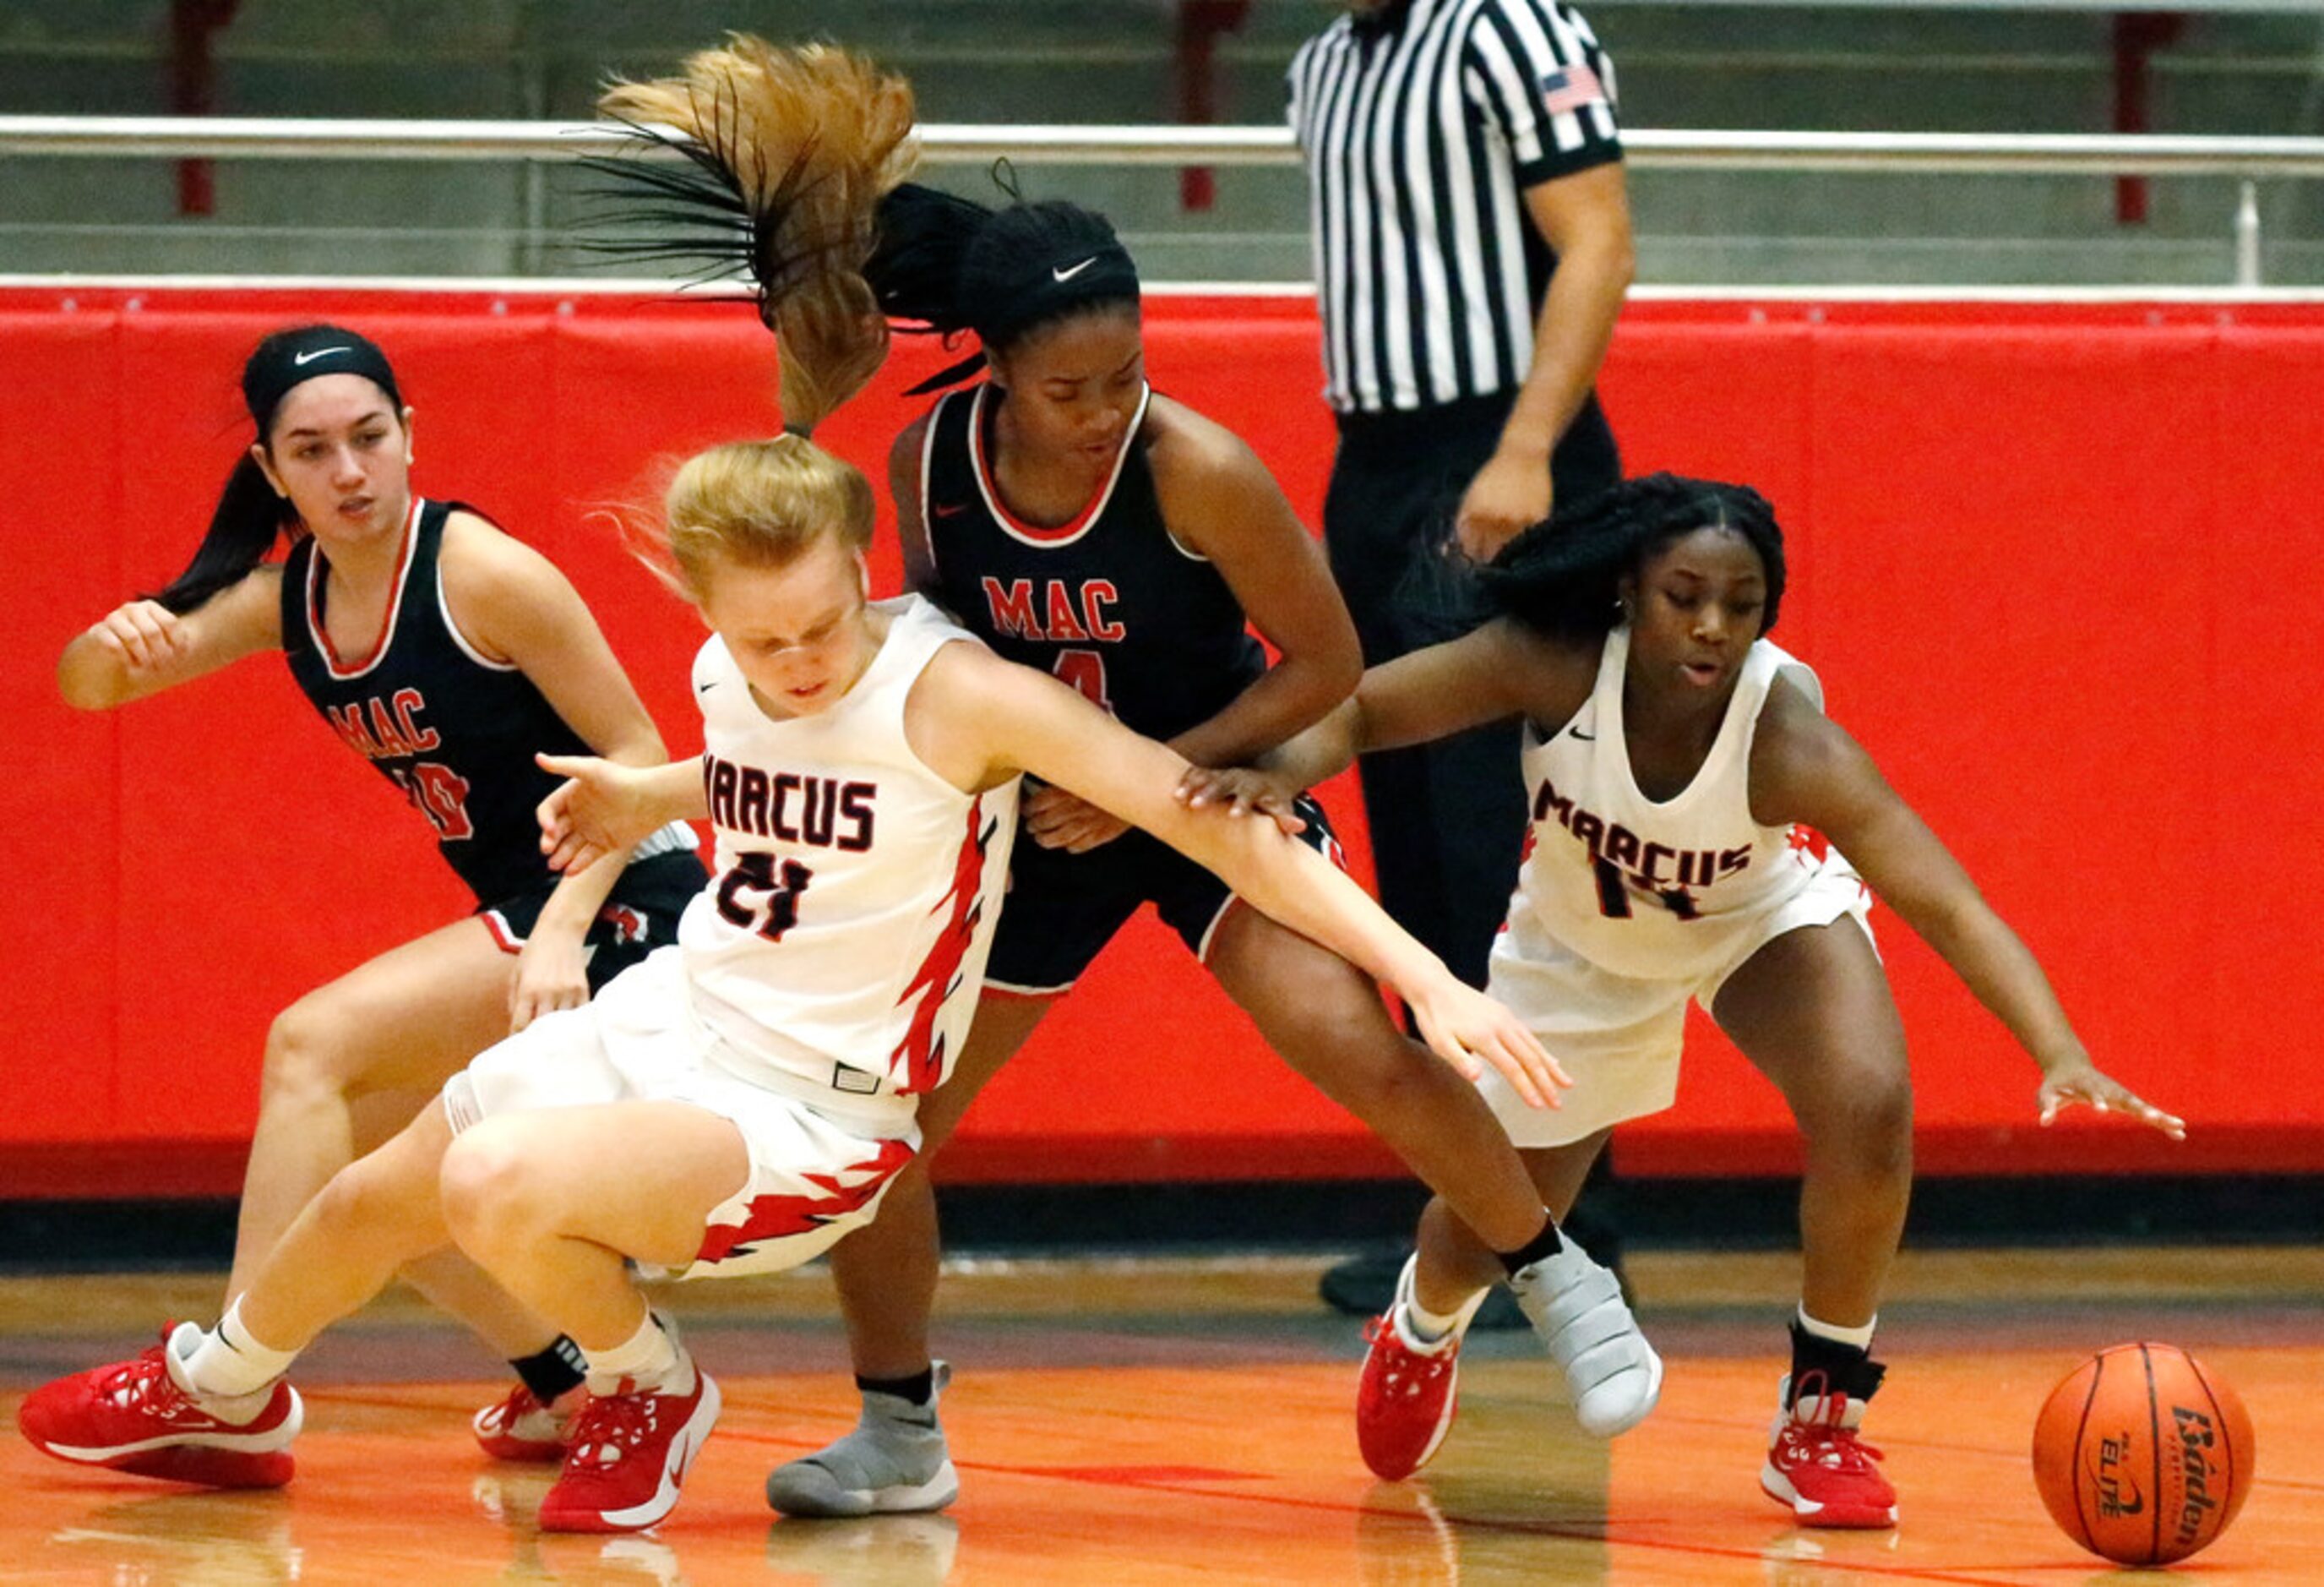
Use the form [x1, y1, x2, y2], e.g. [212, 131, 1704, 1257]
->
[1052, 257, 1097, 282]
[1569, 728, 1596, 741]
[697, 679, 718, 694]
[932, 502, 967, 518]
[293, 346, 351, 365]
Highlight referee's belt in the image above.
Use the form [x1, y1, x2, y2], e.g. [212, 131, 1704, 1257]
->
[1333, 390, 1518, 446]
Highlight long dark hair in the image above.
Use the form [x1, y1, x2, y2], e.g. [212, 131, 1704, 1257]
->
[150, 324, 405, 614]
[1477, 473, 1787, 639]
[865, 184, 1141, 394]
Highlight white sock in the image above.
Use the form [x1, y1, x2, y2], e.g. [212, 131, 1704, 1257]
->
[584, 1311, 687, 1396]
[1397, 1257, 1488, 1347]
[1796, 1304, 1877, 1351]
[177, 1300, 299, 1413]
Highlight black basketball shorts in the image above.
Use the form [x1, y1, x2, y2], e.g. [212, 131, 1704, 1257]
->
[983, 793, 1340, 995]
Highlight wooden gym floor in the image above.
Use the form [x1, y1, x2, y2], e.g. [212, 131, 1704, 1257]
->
[2, 1246, 2320, 1584]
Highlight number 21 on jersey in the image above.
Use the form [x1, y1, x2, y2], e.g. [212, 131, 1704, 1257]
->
[716, 853, 814, 941]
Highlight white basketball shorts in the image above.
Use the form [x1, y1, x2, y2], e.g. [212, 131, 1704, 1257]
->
[441, 946, 918, 1279]
[1478, 853, 1875, 1148]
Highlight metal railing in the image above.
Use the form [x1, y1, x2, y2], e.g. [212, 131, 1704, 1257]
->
[4, 116, 2318, 285]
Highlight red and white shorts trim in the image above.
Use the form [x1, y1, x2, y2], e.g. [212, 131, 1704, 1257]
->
[443, 946, 918, 1279]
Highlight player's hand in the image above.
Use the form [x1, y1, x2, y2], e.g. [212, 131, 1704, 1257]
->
[1401, 976, 1570, 1110]
[509, 930, 590, 1033]
[1023, 783, 1129, 853]
[2037, 1060, 2185, 1140]
[88, 600, 189, 673]
[1174, 766, 1308, 837]
[1454, 449, 1552, 563]
[536, 753, 660, 873]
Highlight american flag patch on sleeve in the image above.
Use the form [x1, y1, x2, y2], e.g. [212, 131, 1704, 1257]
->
[1539, 64, 1608, 116]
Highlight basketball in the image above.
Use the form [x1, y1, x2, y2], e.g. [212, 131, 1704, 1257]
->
[2031, 1343, 2255, 1565]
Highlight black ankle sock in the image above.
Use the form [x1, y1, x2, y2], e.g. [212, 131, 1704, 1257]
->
[1787, 1318, 1886, 1404]
[510, 1335, 588, 1402]
[1494, 1213, 1565, 1277]
[857, 1368, 935, 1407]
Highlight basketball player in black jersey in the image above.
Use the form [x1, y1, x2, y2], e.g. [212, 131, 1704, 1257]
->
[52, 325, 707, 1476]
[645, 171, 1648, 1508]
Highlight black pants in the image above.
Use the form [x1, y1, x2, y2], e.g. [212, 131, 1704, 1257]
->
[1322, 388, 1621, 988]
[1316, 392, 1625, 1304]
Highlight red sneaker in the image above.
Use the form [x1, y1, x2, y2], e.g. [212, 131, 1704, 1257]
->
[1354, 1256, 1486, 1481]
[17, 1323, 302, 1489]
[474, 1383, 574, 1463]
[1761, 1372, 1897, 1528]
[538, 1368, 721, 1534]
[1358, 1312, 1462, 1480]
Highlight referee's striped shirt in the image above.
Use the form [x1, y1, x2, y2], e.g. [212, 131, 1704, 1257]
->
[1289, 0, 1623, 414]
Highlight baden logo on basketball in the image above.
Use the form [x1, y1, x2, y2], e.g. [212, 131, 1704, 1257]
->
[2032, 1341, 2254, 1567]
[2171, 1405, 2223, 1550]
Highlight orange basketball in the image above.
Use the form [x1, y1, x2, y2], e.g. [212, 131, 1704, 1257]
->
[2032, 1343, 2255, 1565]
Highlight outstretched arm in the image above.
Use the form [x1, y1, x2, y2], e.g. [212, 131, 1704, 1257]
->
[1755, 689, 2183, 1138]
[921, 644, 1568, 1109]
[1180, 620, 1592, 828]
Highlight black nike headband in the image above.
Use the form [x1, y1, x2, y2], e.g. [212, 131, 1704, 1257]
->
[975, 238, 1140, 353]
[242, 324, 404, 433]
[901, 236, 1142, 395]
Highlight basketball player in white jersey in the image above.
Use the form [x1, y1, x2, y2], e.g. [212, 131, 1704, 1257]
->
[18, 50, 1563, 1535]
[560, 38, 1654, 1519]
[1181, 472, 2182, 1529]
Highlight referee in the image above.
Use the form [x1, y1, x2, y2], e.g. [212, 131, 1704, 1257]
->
[1292, 0, 1636, 1309]
[1289, 0, 1632, 991]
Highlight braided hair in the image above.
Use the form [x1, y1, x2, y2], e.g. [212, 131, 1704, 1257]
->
[1477, 473, 1785, 640]
[865, 184, 1141, 394]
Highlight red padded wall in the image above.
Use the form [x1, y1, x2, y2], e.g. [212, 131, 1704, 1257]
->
[0, 313, 122, 1143]
[1, 286, 2317, 1195]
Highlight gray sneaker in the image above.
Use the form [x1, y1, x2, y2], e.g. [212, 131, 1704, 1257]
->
[1507, 1241, 1663, 1437]
[765, 1362, 961, 1519]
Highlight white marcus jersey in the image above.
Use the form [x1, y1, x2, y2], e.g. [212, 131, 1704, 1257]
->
[678, 596, 1018, 1099]
[1501, 625, 1831, 982]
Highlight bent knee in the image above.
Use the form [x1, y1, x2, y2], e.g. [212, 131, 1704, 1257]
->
[261, 996, 367, 1101]
[438, 1126, 554, 1244]
[1798, 1066, 1914, 1176]
[307, 1149, 419, 1240]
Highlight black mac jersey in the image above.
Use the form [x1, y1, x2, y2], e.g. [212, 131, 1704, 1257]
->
[281, 498, 593, 906]
[917, 384, 1265, 743]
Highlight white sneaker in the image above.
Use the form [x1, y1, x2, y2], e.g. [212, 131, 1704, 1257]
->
[1507, 1241, 1663, 1437]
[765, 1362, 960, 1519]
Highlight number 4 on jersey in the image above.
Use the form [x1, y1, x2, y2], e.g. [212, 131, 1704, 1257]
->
[716, 853, 814, 941]
[1053, 648, 1111, 712]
